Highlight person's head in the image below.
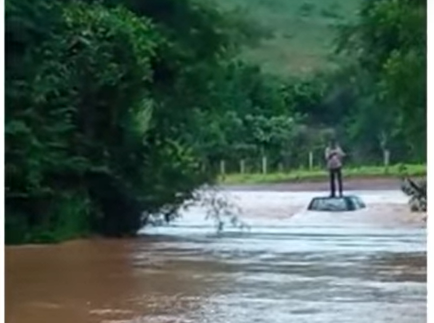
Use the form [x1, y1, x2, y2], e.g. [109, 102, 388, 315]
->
[329, 138, 338, 148]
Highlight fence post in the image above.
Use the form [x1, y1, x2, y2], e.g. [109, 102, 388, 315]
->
[383, 150, 390, 174]
[240, 159, 245, 174]
[262, 156, 268, 174]
[220, 160, 226, 177]
[308, 151, 314, 170]
[278, 162, 283, 173]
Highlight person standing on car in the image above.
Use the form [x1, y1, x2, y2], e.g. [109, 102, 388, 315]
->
[325, 139, 346, 197]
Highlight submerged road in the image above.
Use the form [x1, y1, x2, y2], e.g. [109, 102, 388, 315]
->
[6, 189, 426, 323]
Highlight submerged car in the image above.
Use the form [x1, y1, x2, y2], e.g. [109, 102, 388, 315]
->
[307, 195, 366, 212]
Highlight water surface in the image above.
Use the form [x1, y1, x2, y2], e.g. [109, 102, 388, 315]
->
[6, 190, 426, 323]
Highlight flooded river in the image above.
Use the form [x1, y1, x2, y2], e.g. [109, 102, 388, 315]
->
[6, 189, 426, 323]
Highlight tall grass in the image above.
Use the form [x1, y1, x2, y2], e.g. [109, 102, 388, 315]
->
[220, 164, 426, 185]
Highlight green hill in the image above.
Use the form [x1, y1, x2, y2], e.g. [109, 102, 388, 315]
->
[215, 0, 362, 76]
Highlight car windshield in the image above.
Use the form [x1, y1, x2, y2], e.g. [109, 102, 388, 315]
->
[310, 198, 348, 211]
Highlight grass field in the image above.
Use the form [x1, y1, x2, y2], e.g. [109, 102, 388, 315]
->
[213, 0, 362, 76]
[219, 164, 426, 185]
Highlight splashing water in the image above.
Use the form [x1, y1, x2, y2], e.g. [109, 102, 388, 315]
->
[142, 185, 251, 234]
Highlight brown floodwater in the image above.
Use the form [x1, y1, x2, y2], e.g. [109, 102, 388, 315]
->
[5, 190, 426, 323]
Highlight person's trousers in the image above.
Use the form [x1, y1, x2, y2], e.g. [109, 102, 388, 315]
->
[329, 168, 343, 197]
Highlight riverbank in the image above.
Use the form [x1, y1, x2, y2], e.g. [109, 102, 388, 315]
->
[219, 164, 426, 186]
[221, 177, 405, 192]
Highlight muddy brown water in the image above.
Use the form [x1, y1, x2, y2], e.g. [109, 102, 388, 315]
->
[6, 189, 426, 323]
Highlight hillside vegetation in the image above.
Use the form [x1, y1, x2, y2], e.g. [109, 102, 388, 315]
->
[213, 0, 362, 75]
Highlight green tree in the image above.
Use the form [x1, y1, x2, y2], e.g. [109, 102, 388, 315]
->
[336, 0, 426, 161]
[5, 0, 267, 243]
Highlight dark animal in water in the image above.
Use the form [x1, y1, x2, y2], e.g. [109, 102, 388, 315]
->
[401, 177, 426, 212]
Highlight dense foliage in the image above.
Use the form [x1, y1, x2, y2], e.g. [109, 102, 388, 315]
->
[336, 0, 426, 162]
[5, 0, 228, 243]
[5, 0, 426, 244]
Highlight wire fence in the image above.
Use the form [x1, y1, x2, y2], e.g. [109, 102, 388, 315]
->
[203, 149, 413, 176]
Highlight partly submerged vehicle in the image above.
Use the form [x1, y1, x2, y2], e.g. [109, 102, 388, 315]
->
[307, 195, 366, 212]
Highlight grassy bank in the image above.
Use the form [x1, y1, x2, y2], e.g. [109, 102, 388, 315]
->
[219, 164, 426, 185]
